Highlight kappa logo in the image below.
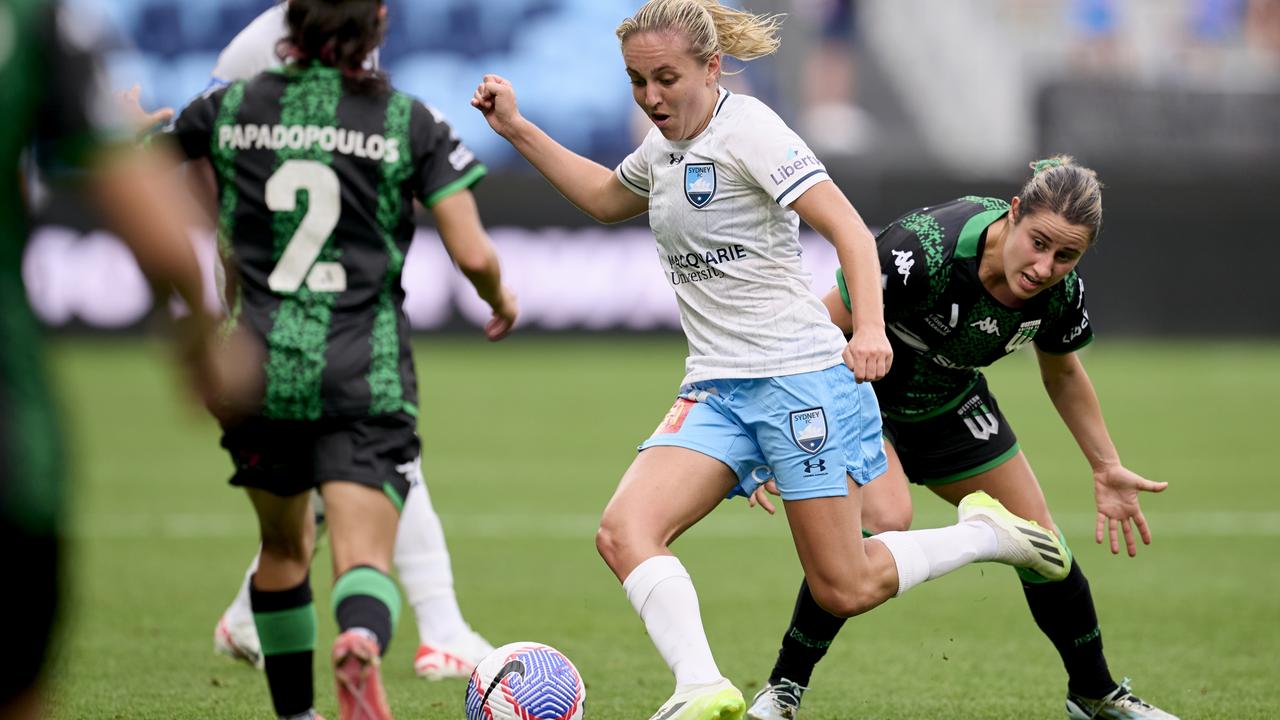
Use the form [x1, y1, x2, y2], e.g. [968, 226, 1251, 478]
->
[789, 407, 828, 454]
[668, 152, 685, 166]
[891, 249, 914, 284]
[684, 163, 716, 208]
[971, 316, 1000, 335]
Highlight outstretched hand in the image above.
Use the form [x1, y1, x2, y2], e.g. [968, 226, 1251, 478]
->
[1093, 464, 1168, 556]
[470, 74, 521, 138]
[118, 84, 174, 135]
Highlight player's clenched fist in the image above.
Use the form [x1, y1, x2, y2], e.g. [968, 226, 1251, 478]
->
[471, 74, 521, 138]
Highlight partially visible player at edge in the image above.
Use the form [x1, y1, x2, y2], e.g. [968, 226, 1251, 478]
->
[198, 0, 497, 681]
[474, 2, 1072, 719]
[746, 158, 1178, 720]
[163, 0, 517, 718]
[1, 0, 257, 717]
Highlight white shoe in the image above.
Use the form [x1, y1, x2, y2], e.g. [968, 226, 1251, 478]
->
[413, 629, 493, 680]
[746, 678, 806, 720]
[1066, 678, 1179, 719]
[213, 614, 263, 670]
[649, 678, 745, 720]
[958, 491, 1071, 581]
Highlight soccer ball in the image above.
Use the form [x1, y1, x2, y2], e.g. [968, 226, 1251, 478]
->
[464, 641, 585, 720]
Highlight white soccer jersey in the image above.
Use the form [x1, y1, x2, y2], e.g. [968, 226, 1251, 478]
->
[616, 87, 847, 384]
[209, 2, 379, 85]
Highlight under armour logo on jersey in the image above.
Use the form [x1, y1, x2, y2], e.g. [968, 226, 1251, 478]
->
[892, 249, 914, 284]
[971, 317, 1000, 335]
[668, 153, 685, 165]
[803, 458, 827, 474]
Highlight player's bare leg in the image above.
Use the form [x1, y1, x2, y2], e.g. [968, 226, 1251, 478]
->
[596, 446, 746, 720]
[322, 482, 400, 720]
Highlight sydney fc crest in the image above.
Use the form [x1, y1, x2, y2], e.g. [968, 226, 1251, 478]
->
[684, 163, 716, 208]
[789, 407, 828, 454]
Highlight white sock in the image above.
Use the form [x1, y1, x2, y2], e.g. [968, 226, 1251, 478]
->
[225, 549, 259, 625]
[872, 521, 998, 596]
[394, 474, 470, 646]
[622, 555, 721, 688]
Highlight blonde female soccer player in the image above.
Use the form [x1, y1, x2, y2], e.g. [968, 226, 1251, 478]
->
[473, 2, 1070, 719]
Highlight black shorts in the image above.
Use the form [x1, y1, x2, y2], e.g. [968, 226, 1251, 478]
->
[221, 412, 419, 508]
[882, 375, 1020, 485]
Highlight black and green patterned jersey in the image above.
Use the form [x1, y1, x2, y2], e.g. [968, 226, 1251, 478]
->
[167, 65, 486, 421]
[837, 196, 1093, 420]
[1, 0, 124, 531]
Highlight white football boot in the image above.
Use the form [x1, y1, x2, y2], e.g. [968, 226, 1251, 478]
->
[746, 678, 807, 720]
[958, 491, 1071, 581]
[1066, 678, 1180, 719]
[413, 629, 493, 680]
[213, 614, 264, 670]
[648, 677, 745, 720]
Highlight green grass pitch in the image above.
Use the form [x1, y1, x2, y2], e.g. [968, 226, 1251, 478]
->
[42, 337, 1280, 719]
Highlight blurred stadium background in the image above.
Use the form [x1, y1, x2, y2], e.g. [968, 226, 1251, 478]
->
[26, 0, 1280, 337]
[27, 1, 1280, 718]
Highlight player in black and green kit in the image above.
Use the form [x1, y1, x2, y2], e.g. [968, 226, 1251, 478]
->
[163, 1, 516, 719]
[747, 157, 1178, 720]
[2, 1, 254, 717]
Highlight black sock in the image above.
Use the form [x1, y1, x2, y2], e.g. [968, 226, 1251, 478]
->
[250, 575, 316, 718]
[332, 566, 400, 655]
[1021, 561, 1116, 698]
[768, 579, 848, 687]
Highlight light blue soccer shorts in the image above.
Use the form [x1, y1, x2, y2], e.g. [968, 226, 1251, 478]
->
[639, 364, 888, 501]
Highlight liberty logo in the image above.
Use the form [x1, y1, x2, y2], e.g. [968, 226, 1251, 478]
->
[684, 163, 716, 208]
[971, 317, 1000, 335]
[892, 249, 914, 284]
[803, 458, 827, 474]
[1006, 319, 1041, 352]
[668, 153, 684, 166]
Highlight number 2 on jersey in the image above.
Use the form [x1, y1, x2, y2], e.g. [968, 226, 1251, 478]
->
[265, 160, 346, 293]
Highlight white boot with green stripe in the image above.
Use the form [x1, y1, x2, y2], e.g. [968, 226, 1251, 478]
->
[957, 491, 1071, 581]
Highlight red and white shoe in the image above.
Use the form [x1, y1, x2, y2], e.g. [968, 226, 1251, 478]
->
[213, 615, 264, 670]
[412, 630, 493, 680]
[333, 630, 393, 720]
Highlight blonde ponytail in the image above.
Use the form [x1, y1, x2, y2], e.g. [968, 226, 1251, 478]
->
[616, 0, 783, 67]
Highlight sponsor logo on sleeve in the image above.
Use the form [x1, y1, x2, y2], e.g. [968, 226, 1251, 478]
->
[1062, 310, 1090, 344]
[769, 147, 824, 187]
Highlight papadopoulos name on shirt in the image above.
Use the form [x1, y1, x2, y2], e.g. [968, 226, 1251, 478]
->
[667, 244, 748, 285]
[218, 124, 401, 163]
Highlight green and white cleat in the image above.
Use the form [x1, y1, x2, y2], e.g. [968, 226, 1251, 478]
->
[648, 678, 745, 720]
[1066, 678, 1179, 720]
[958, 491, 1071, 581]
[746, 678, 806, 720]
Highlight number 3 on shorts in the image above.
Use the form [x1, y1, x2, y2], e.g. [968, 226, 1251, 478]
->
[265, 159, 346, 293]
